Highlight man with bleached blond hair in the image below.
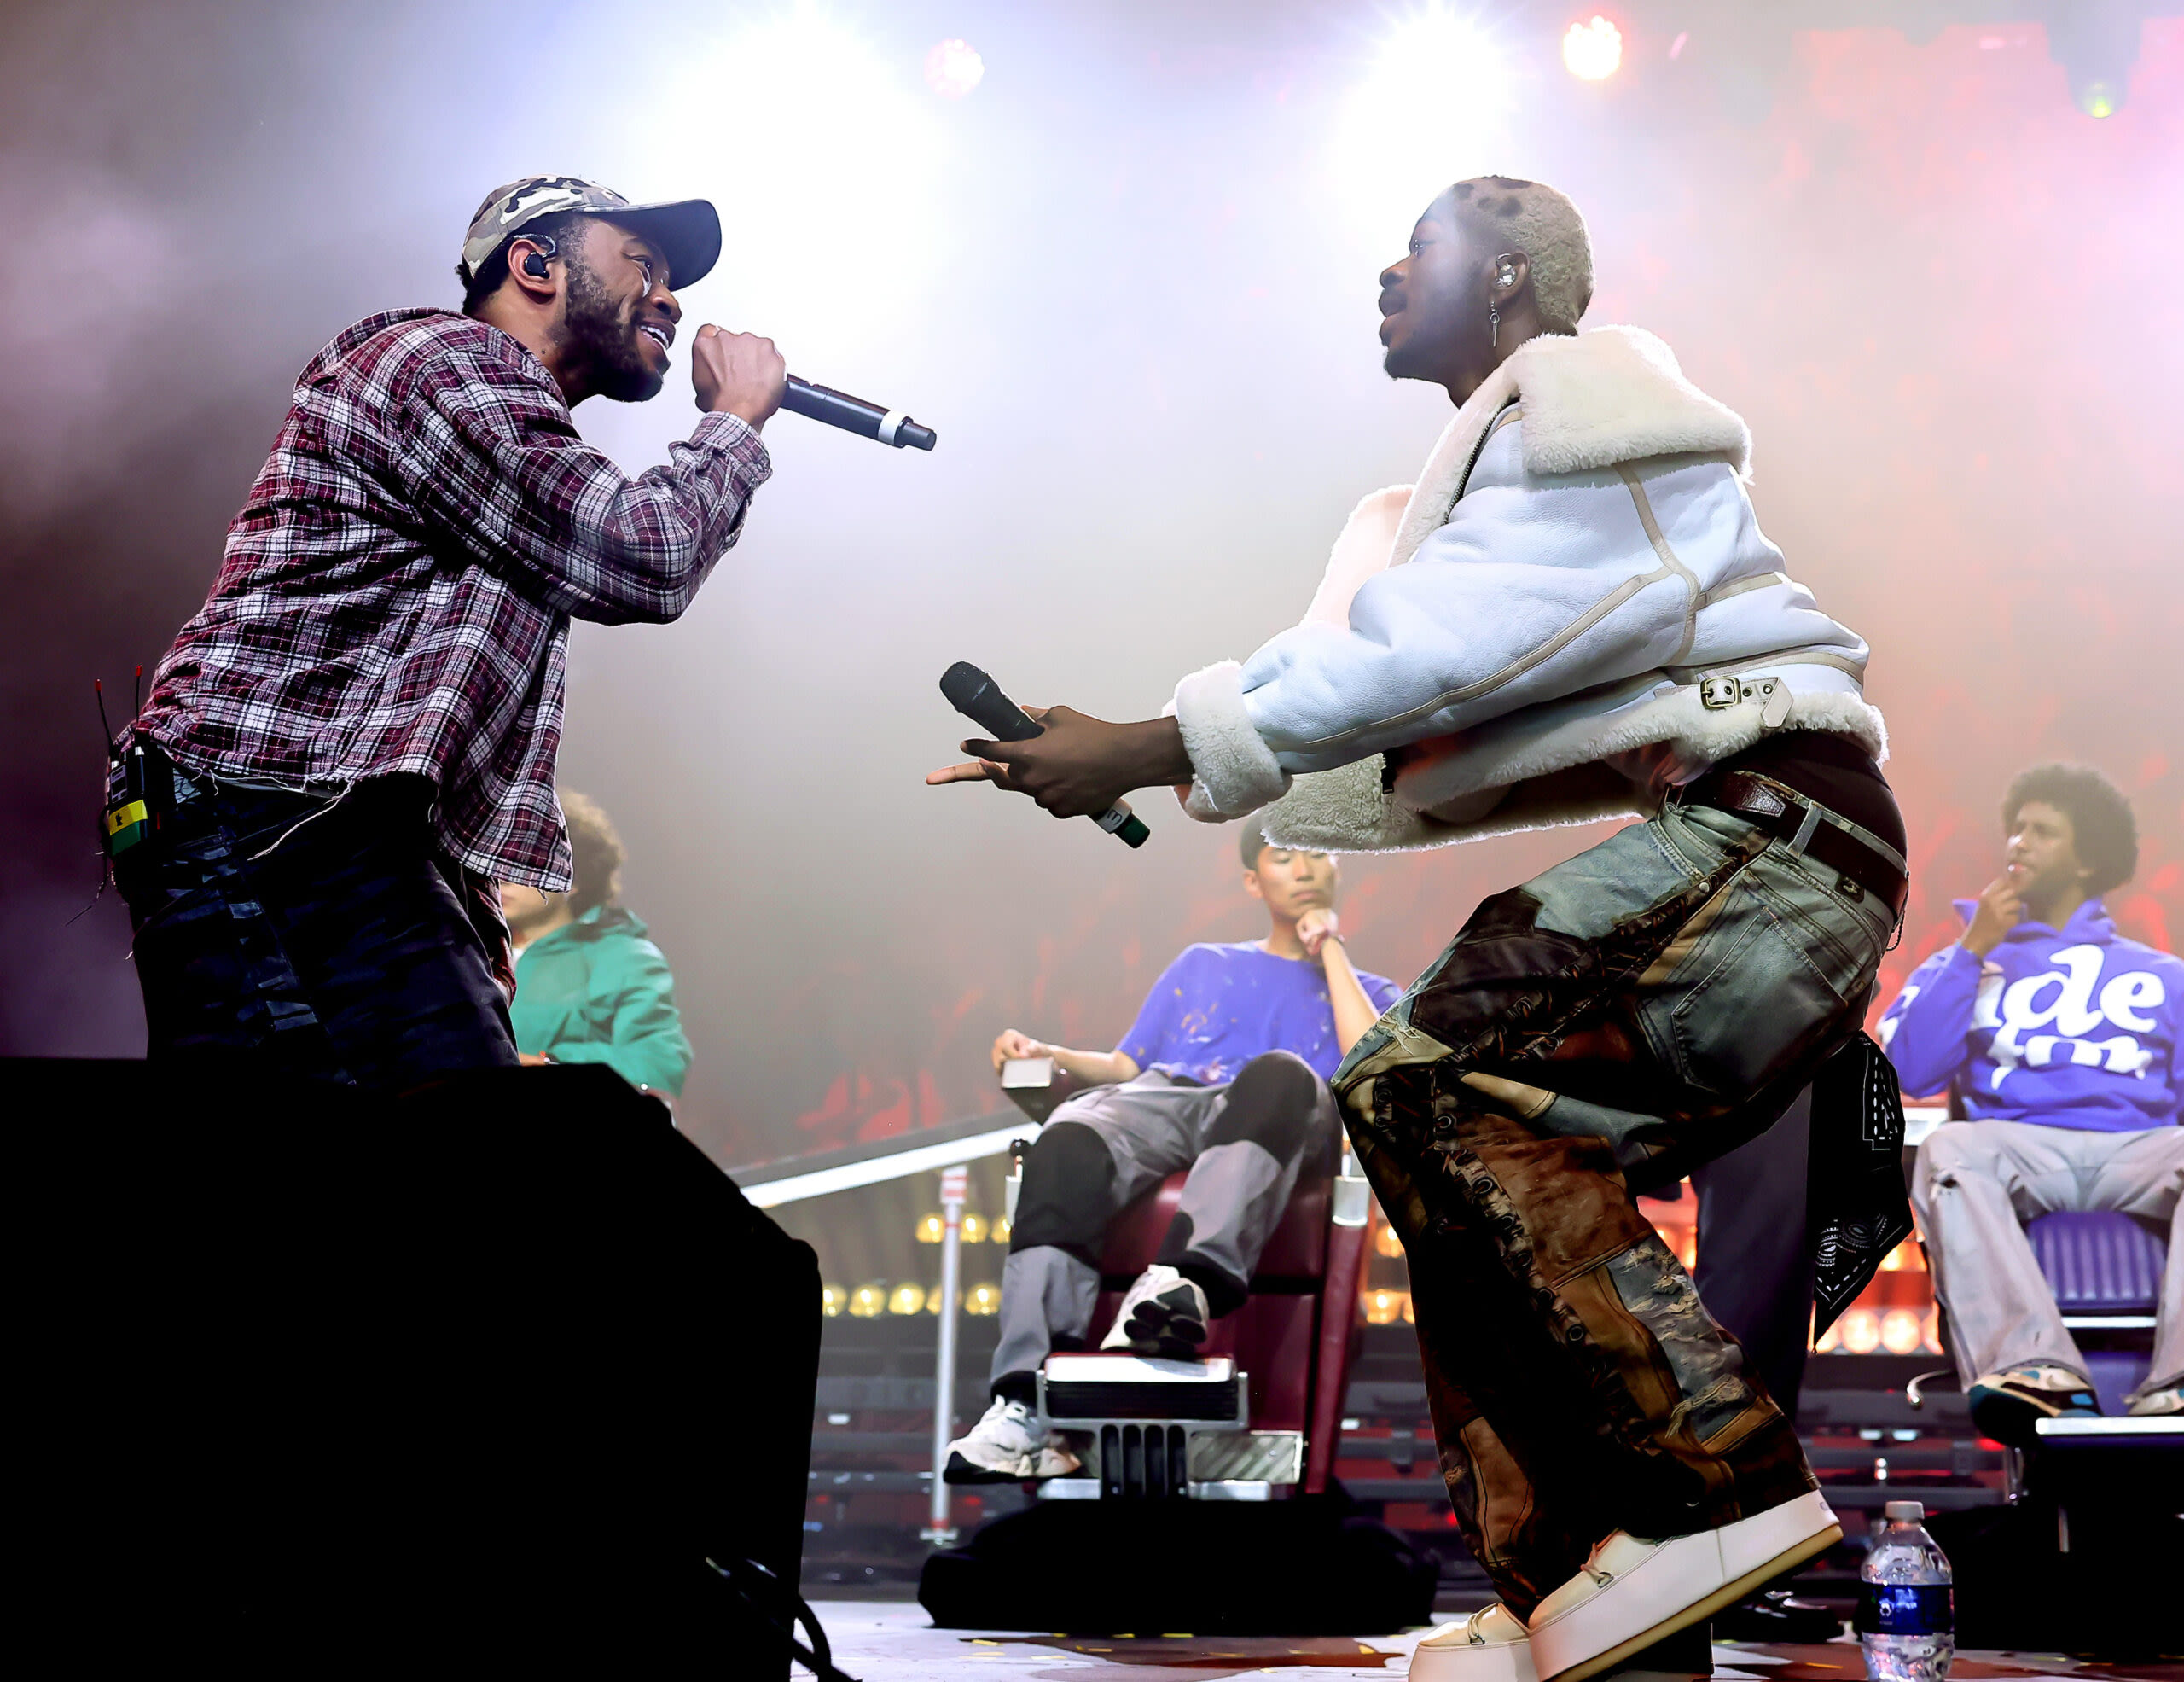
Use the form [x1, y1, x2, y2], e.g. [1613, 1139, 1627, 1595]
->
[933, 176, 1910, 1681]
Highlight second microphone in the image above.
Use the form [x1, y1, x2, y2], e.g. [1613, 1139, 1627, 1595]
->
[781, 376, 937, 450]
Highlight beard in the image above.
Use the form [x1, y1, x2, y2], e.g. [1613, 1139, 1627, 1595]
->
[1382, 306, 1479, 385]
[562, 257, 663, 403]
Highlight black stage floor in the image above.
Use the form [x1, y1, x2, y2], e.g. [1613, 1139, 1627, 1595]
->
[805, 1601, 2182, 1681]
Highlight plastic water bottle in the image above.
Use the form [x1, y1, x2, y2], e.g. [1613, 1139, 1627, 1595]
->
[1859, 1499, 1955, 1682]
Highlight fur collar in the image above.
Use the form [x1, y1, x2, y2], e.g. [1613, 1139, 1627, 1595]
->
[1389, 324, 1751, 569]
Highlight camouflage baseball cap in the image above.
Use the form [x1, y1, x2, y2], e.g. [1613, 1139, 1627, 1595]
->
[459, 176, 722, 290]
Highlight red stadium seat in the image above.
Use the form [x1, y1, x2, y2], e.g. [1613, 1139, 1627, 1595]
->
[1044, 1148, 1369, 1498]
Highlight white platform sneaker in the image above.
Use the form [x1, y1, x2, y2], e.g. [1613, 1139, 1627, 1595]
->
[1409, 1603, 1536, 1682]
[942, 1397, 1082, 1484]
[1100, 1264, 1211, 1357]
[1525, 1489, 1842, 1682]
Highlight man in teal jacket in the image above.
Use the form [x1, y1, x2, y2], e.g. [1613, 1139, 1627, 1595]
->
[499, 790, 692, 1097]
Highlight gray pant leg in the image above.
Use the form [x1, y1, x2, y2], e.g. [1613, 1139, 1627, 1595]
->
[990, 1247, 1102, 1393]
[1073, 1073, 1227, 1194]
[1163, 1068, 1336, 1297]
[2153, 1190, 2184, 1395]
[2082, 1126, 2184, 1395]
[1914, 1120, 2088, 1385]
[988, 1074, 1213, 1391]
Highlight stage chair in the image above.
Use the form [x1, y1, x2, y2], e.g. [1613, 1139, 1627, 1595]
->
[2023, 1209, 2165, 1413]
[998, 1059, 1372, 1502]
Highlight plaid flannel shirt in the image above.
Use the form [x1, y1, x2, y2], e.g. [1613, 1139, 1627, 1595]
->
[135, 308, 770, 888]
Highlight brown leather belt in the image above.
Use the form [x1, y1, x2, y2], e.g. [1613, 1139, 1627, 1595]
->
[1676, 768, 1908, 921]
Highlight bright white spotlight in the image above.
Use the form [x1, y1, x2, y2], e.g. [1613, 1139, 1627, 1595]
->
[648, 4, 942, 347]
[1327, 4, 1515, 243]
[1563, 15, 1623, 81]
[924, 38, 985, 98]
[1366, 6, 1510, 124]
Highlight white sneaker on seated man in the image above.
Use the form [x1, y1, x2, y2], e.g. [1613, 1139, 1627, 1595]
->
[944, 1265, 1216, 1483]
[1879, 765, 2182, 1446]
[945, 835, 1399, 1485]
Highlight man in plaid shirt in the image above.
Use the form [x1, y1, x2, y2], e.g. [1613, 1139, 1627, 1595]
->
[111, 176, 785, 1087]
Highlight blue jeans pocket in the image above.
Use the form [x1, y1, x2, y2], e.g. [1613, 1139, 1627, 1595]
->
[1641, 868, 1879, 1102]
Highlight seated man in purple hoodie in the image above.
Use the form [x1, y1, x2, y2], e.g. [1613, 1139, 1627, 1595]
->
[1880, 764, 2181, 1441]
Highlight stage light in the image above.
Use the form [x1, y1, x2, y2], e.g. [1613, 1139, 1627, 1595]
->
[1563, 15, 1622, 81]
[652, 3, 942, 343]
[1401, 1291, 1416, 1324]
[965, 1283, 1002, 1317]
[1364, 1288, 1408, 1325]
[2048, 3, 2140, 119]
[822, 1283, 847, 1317]
[1328, 4, 1514, 243]
[1841, 1309, 1882, 1353]
[990, 1215, 1010, 1245]
[1374, 1220, 1405, 1258]
[890, 1282, 928, 1315]
[1879, 1309, 1925, 1355]
[961, 1213, 987, 1244]
[1361, 7, 1508, 133]
[1812, 1318, 1842, 1354]
[924, 37, 985, 98]
[915, 1213, 944, 1243]
[850, 1283, 887, 1318]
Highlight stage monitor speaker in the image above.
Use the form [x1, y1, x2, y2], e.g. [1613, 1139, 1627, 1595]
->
[14, 1058, 821, 1674]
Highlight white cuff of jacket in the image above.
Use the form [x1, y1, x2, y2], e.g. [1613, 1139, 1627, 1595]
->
[1166, 661, 1292, 822]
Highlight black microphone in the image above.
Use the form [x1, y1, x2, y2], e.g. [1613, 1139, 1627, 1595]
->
[781, 375, 937, 450]
[940, 662, 1150, 849]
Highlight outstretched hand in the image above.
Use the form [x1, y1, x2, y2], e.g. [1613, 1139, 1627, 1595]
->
[926, 707, 1194, 819]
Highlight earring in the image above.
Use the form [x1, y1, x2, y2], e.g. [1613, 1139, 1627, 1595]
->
[1490, 300, 1500, 347]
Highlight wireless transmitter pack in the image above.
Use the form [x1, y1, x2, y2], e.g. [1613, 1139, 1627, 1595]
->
[939, 662, 1150, 848]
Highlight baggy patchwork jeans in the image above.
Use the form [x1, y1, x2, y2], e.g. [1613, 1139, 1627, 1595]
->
[1334, 796, 1899, 1619]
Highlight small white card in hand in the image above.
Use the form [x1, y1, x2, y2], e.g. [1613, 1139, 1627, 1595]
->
[1001, 1056, 1057, 1090]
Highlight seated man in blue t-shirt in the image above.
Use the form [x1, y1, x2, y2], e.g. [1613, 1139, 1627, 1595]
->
[945, 829, 1402, 1483]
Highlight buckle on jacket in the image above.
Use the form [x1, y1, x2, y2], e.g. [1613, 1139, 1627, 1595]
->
[1696, 672, 1792, 729]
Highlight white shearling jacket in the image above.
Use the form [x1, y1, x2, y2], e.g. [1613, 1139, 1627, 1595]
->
[1170, 325, 1886, 852]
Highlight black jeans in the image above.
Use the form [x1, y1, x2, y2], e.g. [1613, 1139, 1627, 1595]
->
[112, 753, 518, 1088]
[1691, 1087, 1815, 1421]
